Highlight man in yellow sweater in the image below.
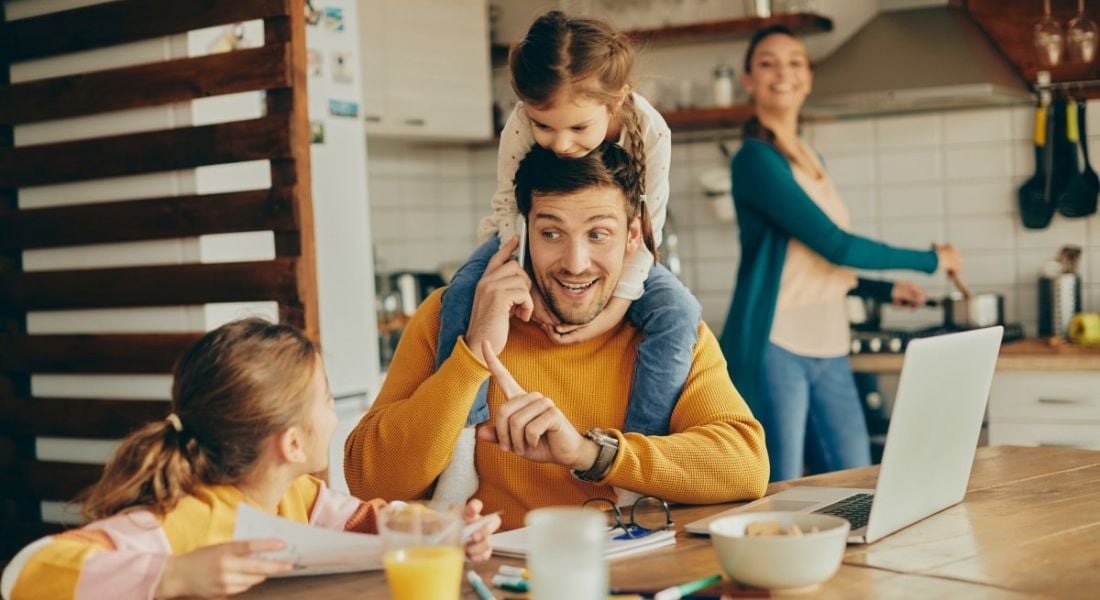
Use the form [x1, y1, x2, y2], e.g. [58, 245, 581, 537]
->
[345, 144, 769, 530]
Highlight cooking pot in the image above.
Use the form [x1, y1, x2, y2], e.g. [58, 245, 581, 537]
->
[929, 293, 1004, 329]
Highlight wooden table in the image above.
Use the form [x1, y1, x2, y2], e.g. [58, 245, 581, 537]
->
[240, 446, 1100, 599]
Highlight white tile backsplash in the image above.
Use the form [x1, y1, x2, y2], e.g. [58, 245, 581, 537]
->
[1017, 218, 1089, 249]
[878, 148, 942, 184]
[821, 152, 875, 186]
[945, 180, 1016, 216]
[945, 144, 1013, 180]
[881, 218, 945, 247]
[947, 216, 1017, 251]
[812, 120, 875, 153]
[943, 108, 1013, 144]
[875, 113, 942, 149]
[879, 184, 944, 218]
[958, 252, 1016, 286]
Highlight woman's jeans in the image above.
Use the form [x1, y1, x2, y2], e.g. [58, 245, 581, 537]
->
[436, 235, 700, 435]
[759, 342, 871, 482]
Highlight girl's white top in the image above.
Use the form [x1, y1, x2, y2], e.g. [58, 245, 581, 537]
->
[476, 92, 672, 301]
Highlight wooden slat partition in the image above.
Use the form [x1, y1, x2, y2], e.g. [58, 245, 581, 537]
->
[0, 396, 169, 439]
[2, 258, 301, 310]
[0, 187, 297, 251]
[0, 333, 204, 374]
[0, 44, 292, 125]
[0, 113, 292, 187]
[0, 0, 290, 63]
[0, 0, 317, 557]
[2, 461, 104, 502]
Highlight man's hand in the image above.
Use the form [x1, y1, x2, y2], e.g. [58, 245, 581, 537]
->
[891, 280, 929, 308]
[466, 237, 534, 362]
[155, 539, 293, 598]
[476, 341, 599, 471]
[542, 296, 631, 345]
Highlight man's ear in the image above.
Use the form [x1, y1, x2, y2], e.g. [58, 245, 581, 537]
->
[275, 426, 307, 465]
[625, 215, 642, 255]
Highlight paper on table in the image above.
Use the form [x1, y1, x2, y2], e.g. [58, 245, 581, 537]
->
[491, 526, 675, 560]
[232, 503, 384, 577]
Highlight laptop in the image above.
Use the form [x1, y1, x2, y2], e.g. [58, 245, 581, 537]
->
[686, 326, 1003, 544]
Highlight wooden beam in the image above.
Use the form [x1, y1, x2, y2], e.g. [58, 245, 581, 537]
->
[1, 258, 300, 311]
[0, 114, 292, 188]
[0, 44, 292, 125]
[0, 460, 103, 501]
[0, 0, 291, 63]
[0, 396, 169, 439]
[265, 2, 320, 343]
[0, 187, 297, 251]
[0, 333, 202, 374]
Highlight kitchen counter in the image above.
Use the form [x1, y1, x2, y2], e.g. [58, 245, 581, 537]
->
[850, 337, 1100, 373]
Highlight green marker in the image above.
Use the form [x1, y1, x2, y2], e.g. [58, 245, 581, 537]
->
[654, 572, 723, 600]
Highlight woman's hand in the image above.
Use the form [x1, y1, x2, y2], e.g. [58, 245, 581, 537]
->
[935, 243, 964, 276]
[891, 281, 928, 309]
[542, 297, 631, 345]
[462, 498, 501, 562]
[155, 539, 293, 598]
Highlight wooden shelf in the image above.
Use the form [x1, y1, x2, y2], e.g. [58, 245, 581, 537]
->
[628, 12, 833, 45]
[491, 12, 833, 64]
[661, 105, 756, 131]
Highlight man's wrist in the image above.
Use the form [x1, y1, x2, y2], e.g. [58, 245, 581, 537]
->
[571, 429, 620, 482]
[571, 438, 600, 472]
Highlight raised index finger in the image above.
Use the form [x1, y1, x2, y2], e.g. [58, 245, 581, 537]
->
[481, 340, 526, 399]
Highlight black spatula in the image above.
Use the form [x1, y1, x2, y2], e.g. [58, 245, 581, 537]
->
[1018, 99, 1056, 229]
[1059, 99, 1099, 218]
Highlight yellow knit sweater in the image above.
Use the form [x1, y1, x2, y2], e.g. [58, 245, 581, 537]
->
[345, 289, 769, 530]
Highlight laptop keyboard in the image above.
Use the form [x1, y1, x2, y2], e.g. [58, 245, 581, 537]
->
[815, 493, 874, 530]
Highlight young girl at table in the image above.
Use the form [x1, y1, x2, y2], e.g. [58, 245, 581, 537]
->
[432, 10, 701, 507]
[1, 318, 499, 600]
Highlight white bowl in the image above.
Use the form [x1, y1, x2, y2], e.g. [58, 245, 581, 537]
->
[708, 512, 850, 591]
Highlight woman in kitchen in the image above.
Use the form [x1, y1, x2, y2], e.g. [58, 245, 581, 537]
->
[720, 25, 965, 482]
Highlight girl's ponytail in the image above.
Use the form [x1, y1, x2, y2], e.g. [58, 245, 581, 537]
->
[77, 318, 319, 520]
[79, 417, 211, 520]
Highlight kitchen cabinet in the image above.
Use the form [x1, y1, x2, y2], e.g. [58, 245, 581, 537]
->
[358, 0, 492, 141]
[988, 372, 1100, 450]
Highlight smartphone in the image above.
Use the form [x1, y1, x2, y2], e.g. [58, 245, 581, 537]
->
[513, 214, 527, 267]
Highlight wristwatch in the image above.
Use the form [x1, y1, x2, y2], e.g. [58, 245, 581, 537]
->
[572, 428, 620, 482]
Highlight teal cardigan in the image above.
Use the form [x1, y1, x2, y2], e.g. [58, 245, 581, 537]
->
[719, 139, 939, 415]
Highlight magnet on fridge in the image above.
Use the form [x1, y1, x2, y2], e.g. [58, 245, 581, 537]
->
[332, 51, 353, 83]
[308, 49, 323, 77]
[328, 100, 359, 118]
[310, 121, 325, 144]
[323, 7, 345, 31]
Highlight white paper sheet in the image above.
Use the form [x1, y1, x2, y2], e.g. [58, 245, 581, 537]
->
[232, 504, 384, 577]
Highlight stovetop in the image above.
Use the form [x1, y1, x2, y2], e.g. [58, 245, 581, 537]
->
[850, 323, 1025, 354]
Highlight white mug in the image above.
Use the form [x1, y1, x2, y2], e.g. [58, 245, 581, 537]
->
[526, 508, 606, 600]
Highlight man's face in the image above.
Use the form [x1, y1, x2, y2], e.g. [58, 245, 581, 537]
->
[528, 185, 642, 325]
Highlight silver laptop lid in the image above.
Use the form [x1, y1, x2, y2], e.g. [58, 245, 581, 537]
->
[864, 326, 1002, 544]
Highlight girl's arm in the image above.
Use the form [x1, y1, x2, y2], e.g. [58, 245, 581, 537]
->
[733, 140, 939, 273]
[2, 515, 171, 600]
[477, 104, 536, 245]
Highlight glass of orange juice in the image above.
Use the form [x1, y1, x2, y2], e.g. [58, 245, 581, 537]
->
[380, 503, 464, 600]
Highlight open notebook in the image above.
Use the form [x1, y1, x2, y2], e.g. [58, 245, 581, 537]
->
[491, 527, 676, 560]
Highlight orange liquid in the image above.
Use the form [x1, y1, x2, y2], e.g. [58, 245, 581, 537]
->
[383, 546, 463, 600]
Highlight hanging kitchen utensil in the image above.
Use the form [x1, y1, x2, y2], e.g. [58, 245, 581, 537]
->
[1050, 95, 1078, 209]
[1017, 96, 1057, 229]
[1059, 98, 1099, 217]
